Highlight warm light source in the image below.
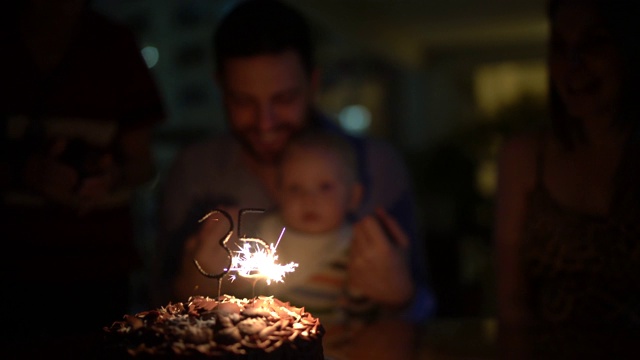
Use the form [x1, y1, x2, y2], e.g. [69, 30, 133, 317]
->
[194, 209, 298, 297]
[229, 228, 298, 285]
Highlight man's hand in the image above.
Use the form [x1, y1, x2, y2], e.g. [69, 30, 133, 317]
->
[187, 207, 239, 278]
[176, 206, 254, 299]
[348, 207, 415, 307]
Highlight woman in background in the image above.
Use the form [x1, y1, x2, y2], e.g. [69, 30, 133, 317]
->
[495, 0, 640, 358]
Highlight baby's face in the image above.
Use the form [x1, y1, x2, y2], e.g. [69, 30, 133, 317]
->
[279, 147, 354, 233]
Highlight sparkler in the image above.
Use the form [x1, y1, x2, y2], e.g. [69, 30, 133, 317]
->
[194, 208, 298, 298]
[229, 227, 298, 285]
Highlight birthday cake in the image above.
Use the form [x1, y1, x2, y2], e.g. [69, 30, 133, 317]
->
[103, 294, 325, 359]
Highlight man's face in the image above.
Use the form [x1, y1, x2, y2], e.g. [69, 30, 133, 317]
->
[219, 50, 317, 163]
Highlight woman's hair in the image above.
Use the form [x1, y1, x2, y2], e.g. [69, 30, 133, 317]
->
[547, 0, 640, 148]
[213, 0, 315, 77]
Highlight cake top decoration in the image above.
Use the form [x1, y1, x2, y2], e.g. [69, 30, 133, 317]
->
[193, 208, 234, 298]
[193, 208, 298, 298]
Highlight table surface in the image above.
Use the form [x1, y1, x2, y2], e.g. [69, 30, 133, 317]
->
[322, 317, 497, 360]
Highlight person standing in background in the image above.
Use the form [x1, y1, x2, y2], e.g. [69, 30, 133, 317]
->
[495, 0, 640, 358]
[152, 0, 433, 335]
[0, 0, 165, 357]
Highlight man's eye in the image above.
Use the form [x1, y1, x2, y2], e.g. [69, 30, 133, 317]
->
[274, 92, 297, 105]
[226, 93, 253, 107]
[231, 97, 252, 107]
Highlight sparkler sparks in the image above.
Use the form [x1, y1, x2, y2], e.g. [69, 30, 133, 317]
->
[229, 227, 298, 285]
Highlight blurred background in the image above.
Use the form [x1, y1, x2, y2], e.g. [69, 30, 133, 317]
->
[92, 0, 549, 319]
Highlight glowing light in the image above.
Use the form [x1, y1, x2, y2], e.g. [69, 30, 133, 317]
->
[141, 45, 159, 68]
[229, 228, 297, 285]
[338, 104, 371, 134]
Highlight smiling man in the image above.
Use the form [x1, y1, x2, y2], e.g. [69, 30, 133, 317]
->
[153, 0, 434, 329]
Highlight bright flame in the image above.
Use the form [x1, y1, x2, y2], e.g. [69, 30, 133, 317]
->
[229, 228, 297, 285]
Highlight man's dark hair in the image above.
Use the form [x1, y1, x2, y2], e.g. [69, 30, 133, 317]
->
[213, 0, 315, 76]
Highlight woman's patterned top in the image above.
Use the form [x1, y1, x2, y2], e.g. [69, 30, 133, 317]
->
[519, 136, 640, 356]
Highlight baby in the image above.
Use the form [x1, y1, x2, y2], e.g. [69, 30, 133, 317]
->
[256, 128, 375, 327]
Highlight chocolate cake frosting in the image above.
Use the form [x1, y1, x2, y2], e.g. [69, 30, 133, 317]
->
[103, 295, 324, 359]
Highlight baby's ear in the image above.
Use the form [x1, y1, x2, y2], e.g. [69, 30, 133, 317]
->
[348, 182, 364, 212]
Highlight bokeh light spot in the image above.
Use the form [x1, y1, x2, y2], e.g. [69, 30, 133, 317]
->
[338, 104, 371, 134]
[141, 46, 159, 68]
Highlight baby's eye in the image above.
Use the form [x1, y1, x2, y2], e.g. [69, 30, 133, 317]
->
[285, 184, 302, 195]
[319, 182, 335, 192]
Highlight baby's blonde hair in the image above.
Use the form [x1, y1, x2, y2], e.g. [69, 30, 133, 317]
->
[281, 128, 359, 184]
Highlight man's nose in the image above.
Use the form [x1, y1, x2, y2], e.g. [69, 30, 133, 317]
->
[257, 103, 277, 131]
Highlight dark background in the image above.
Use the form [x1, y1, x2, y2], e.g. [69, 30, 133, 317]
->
[92, 0, 549, 319]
